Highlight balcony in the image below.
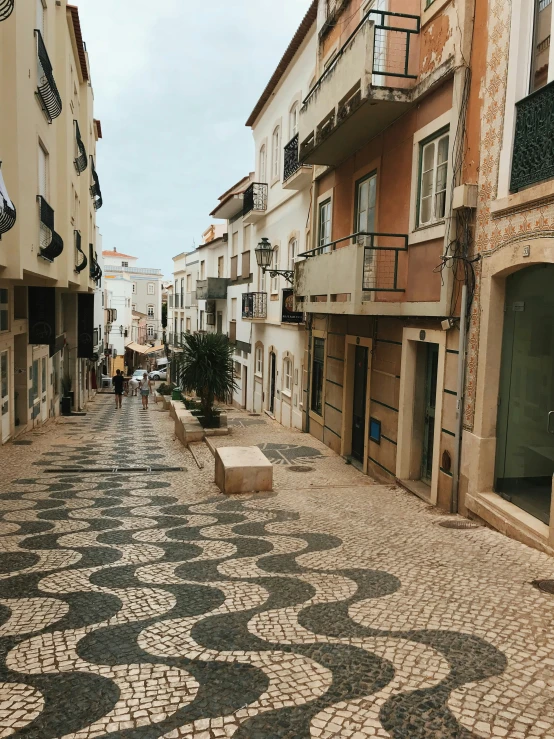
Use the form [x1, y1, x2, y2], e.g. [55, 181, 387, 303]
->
[90, 156, 103, 210]
[0, 164, 16, 238]
[511, 81, 554, 192]
[242, 182, 268, 224]
[185, 291, 198, 308]
[295, 231, 408, 314]
[299, 10, 419, 167]
[196, 278, 228, 300]
[35, 30, 62, 123]
[89, 244, 102, 284]
[242, 292, 267, 320]
[37, 196, 64, 262]
[73, 121, 88, 175]
[0, 1, 14, 21]
[74, 230, 87, 273]
[283, 134, 312, 190]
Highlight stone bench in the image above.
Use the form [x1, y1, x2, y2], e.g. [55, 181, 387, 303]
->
[214, 446, 273, 495]
[170, 401, 204, 445]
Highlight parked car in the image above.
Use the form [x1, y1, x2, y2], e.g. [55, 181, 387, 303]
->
[131, 369, 147, 380]
[149, 368, 167, 381]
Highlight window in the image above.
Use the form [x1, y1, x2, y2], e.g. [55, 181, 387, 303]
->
[147, 283, 155, 295]
[186, 317, 191, 332]
[283, 357, 292, 395]
[234, 360, 242, 379]
[531, 0, 552, 92]
[288, 238, 297, 270]
[147, 305, 154, 318]
[231, 298, 237, 321]
[355, 172, 377, 235]
[186, 274, 192, 292]
[147, 325, 154, 338]
[38, 142, 49, 199]
[289, 104, 299, 139]
[180, 318, 184, 335]
[36, 0, 45, 35]
[232, 231, 238, 257]
[318, 199, 332, 252]
[311, 338, 325, 416]
[132, 283, 136, 294]
[258, 265, 266, 293]
[218, 256, 224, 277]
[272, 126, 280, 180]
[0, 289, 8, 332]
[200, 261, 206, 280]
[122, 261, 128, 268]
[132, 304, 136, 311]
[199, 311, 204, 330]
[255, 347, 263, 376]
[260, 144, 267, 182]
[74, 192, 79, 227]
[271, 247, 279, 293]
[418, 131, 449, 226]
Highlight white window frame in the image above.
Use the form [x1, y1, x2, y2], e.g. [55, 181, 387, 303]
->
[271, 247, 279, 293]
[288, 237, 298, 270]
[122, 261, 128, 268]
[289, 103, 299, 139]
[283, 357, 292, 396]
[255, 347, 263, 376]
[147, 304, 154, 318]
[417, 130, 449, 228]
[318, 198, 332, 252]
[147, 325, 154, 338]
[147, 283, 155, 295]
[259, 144, 267, 183]
[272, 126, 281, 182]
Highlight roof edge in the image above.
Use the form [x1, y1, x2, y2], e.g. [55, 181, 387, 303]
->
[67, 5, 89, 82]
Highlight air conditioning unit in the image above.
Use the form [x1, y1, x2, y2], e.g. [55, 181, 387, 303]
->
[206, 300, 216, 313]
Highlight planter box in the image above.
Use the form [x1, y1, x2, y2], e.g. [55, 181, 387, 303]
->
[170, 401, 204, 445]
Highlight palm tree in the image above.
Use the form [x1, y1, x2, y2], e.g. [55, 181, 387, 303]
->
[175, 332, 237, 424]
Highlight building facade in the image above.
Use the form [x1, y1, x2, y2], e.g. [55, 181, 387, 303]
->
[0, 0, 104, 438]
[460, 0, 554, 554]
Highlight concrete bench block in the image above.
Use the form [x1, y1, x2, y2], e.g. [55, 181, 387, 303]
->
[214, 446, 273, 495]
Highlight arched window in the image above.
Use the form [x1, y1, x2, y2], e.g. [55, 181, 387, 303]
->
[289, 104, 299, 139]
[147, 304, 154, 318]
[147, 325, 154, 338]
[272, 127, 280, 180]
[259, 144, 267, 182]
[288, 237, 297, 270]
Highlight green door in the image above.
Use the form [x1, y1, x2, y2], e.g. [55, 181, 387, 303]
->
[422, 343, 439, 484]
[496, 264, 554, 524]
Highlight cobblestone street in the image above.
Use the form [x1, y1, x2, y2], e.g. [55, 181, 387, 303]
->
[0, 394, 553, 738]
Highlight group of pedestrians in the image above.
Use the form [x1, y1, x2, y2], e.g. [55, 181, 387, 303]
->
[112, 370, 154, 410]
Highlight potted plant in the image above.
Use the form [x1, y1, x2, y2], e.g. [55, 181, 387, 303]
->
[175, 332, 237, 428]
[61, 373, 72, 416]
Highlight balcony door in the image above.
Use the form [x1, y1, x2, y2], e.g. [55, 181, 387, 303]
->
[495, 264, 554, 524]
[40, 356, 48, 423]
[1, 351, 9, 443]
[355, 171, 377, 236]
[269, 351, 276, 414]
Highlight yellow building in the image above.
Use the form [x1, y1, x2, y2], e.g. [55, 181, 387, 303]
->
[0, 0, 103, 440]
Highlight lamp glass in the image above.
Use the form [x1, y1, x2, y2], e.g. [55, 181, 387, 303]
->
[255, 238, 273, 269]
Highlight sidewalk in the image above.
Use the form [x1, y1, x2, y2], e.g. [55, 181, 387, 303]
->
[0, 394, 553, 738]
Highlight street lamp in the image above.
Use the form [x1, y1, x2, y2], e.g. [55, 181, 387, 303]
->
[255, 237, 294, 284]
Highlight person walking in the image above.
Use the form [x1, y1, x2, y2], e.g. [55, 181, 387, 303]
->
[128, 376, 139, 396]
[112, 369, 124, 409]
[139, 372, 153, 409]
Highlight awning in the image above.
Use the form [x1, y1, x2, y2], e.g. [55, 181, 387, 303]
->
[145, 344, 164, 355]
[126, 342, 165, 355]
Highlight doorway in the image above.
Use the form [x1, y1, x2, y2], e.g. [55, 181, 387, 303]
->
[269, 352, 276, 414]
[421, 343, 439, 485]
[352, 345, 368, 462]
[217, 312, 223, 334]
[40, 357, 48, 423]
[495, 264, 554, 524]
[1, 350, 9, 443]
[242, 365, 248, 409]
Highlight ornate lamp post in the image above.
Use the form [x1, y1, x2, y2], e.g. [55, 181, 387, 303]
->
[254, 237, 294, 284]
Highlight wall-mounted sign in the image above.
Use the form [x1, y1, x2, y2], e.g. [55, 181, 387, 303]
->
[281, 289, 303, 324]
[28, 287, 55, 348]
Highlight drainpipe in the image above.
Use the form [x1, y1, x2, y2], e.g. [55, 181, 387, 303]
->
[452, 283, 468, 514]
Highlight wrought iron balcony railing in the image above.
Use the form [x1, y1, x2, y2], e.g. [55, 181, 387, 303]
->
[0, 0, 14, 22]
[37, 195, 64, 261]
[242, 292, 267, 319]
[299, 231, 408, 292]
[74, 230, 88, 273]
[89, 244, 102, 284]
[35, 30, 62, 123]
[74, 121, 88, 175]
[243, 182, 268, 217]
[0, 163, 16, 238]
[511, 81, 554, 192]
[284, 134, 301, 181]
[90, 156, 103, 210]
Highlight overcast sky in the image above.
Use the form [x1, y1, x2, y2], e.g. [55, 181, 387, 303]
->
[76, 0, 310, 279]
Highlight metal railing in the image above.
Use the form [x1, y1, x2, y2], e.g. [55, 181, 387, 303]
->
[0, 0, 14, 21]
[106, 265, 163, 275]
[511, 80, 554, 192]
[0, 164, 16, 238]
[89, 156, 103, 210]
[89, 244, 102, 283]
[299, 231, 408, 292]
[74, 120, 87, 174]
[303, 9, 420, 108]
[75, 230, 87, 273]
[37, 195, 64, 261]
[35, 30, 62, 122]
[185, 291, 197, 307]
[243, 182, 268, 217]
[284, 133, 310, 181]
[242, 292, 267, 319]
